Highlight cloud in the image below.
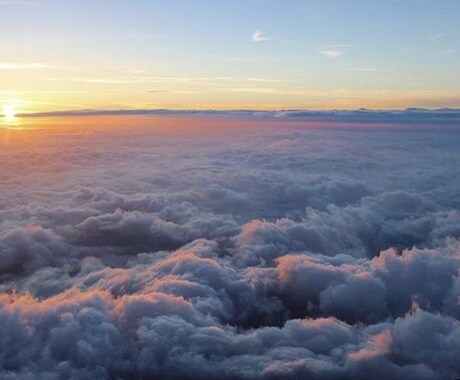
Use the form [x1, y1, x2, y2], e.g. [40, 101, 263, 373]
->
[0, 117, 460, 378]
[430, 33, 445, 41]
[317, 44, 353, 59]
[15, 107, 460, 125]
[0, 62, 52, 70]
[440, 48, 455, 55]
[252, 29, 270, 42]
[319, 49, 342, 59]
[355, 67, 376, 72]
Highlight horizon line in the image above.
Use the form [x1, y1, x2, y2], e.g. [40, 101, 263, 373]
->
[4, 107, 460, 124]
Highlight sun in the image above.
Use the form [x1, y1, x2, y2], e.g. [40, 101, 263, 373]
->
[3, 105, 16, 123]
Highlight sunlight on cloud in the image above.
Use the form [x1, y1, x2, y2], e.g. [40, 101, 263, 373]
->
[0, 119, 459, 379]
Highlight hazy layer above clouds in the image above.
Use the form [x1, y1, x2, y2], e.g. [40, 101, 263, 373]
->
[17, 107, 460, 125]
[0, 118, 459, 379]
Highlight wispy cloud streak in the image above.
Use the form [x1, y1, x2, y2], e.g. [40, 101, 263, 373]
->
[0, 62, 53, 70]
[252, 29, 270, 42]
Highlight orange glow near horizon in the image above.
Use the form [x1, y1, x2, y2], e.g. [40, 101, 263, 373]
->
[3, 89, 460, 116]
[0, 114, 426, 140]
[3, 82, 460, 117]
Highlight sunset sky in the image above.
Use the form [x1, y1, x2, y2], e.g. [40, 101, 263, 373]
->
[2, 0, 460, 114]
[1, 2, 460, 379]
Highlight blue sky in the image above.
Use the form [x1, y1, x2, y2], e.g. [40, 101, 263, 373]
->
[1, 0, 460, 111]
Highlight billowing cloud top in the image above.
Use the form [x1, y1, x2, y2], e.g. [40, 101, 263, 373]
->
[0, 117, 459, 379]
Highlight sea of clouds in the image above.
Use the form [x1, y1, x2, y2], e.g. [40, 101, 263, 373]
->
[0, 116, 459, 379]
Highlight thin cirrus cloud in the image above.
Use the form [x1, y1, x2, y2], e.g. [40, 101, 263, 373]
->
[252, 29, 270, 42]
[0, 62, 53, 69]
[319, 49, 342, 59]
[430, 33, 445, 41]
[440, 48, 455, 55]
[45, 75, 280, 86]
[317, 44, 353, 59]
[355, 67, 377, 72]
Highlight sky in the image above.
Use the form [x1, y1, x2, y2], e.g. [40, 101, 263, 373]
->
[1, 2, 460, 378]
[1, 0, 460, 113]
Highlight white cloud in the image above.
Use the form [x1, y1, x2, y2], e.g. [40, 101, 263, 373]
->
[317, 44, 353, 59]
[252, 29, 270, 42]
[0, 117, 459, 379]
[319, 49, 342, 59]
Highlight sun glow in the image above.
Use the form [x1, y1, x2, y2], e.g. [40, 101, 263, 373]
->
[3, 105, 17, 123]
